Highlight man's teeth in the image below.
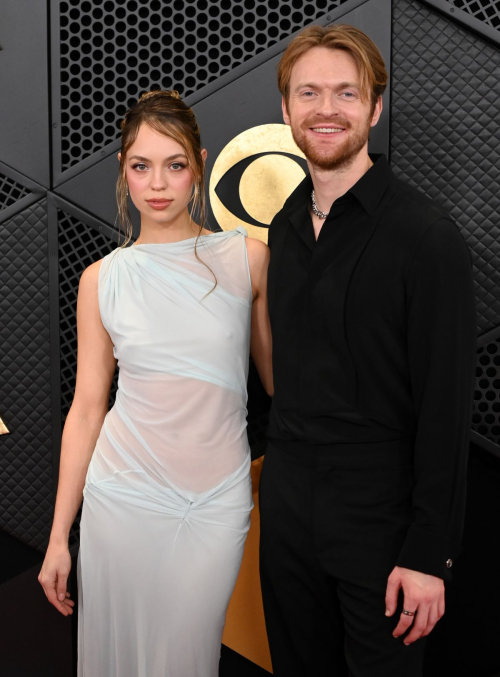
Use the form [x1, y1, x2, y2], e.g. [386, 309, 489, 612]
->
[313, 127, 344, 133]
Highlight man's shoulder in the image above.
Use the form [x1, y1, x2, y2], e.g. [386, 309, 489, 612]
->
[386, 175, 451, 231]
[383, 176, 470, 266]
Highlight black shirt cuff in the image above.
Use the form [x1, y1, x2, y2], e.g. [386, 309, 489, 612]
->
[396, 524, 457, 581]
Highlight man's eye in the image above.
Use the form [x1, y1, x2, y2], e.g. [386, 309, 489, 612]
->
[340, 91, 357, 100]
[301, 91, 315, 97]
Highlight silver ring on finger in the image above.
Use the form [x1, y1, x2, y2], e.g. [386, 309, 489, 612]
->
[402, 609, 416, 617]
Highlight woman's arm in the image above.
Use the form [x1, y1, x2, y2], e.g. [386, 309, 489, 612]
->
[38, 259, 116, 616]
[246, 237, 273, 397]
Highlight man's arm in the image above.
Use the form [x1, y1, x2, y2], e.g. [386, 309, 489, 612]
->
[385, 216, 477, 643]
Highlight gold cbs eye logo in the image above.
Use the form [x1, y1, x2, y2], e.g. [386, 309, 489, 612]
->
[209, 124, 307, 244]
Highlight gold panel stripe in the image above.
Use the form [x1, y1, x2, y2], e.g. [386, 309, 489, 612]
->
[0, 417, 10, 435]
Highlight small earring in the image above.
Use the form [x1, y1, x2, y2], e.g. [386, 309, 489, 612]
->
[126, 187, 129, 196]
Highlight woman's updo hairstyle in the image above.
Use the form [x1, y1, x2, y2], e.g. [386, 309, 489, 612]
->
[116, 90, 206, 245]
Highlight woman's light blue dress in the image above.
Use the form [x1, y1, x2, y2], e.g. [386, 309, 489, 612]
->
[77, 228, 253, 677]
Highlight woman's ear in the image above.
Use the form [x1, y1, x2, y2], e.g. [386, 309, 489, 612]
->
[201, 148, 207, 164]
[117, 152, 122, 162]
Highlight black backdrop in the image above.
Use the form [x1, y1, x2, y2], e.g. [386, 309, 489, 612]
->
[1, 1, 500, 675]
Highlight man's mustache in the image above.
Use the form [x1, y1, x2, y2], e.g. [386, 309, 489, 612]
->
[300, 117, 352, 130]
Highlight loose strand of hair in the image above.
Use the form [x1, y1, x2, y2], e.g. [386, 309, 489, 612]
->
[192, 179, 218, 300]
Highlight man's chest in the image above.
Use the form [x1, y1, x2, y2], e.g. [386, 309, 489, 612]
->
[268, 215, 409, 329]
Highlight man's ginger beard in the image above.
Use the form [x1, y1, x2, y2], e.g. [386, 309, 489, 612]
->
[288, 110, 373, 171]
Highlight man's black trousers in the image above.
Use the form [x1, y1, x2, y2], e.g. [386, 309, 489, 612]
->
[259, 440, 426, 677]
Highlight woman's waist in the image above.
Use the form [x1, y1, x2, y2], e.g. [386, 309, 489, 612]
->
[86, 443, 252, 510]
[89, 408, 250, 495]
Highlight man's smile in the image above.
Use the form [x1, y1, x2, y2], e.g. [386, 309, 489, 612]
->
[310, 126, 346, 134]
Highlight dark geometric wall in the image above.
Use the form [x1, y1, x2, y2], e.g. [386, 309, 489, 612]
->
[0, 200, 54, 551]
[391, 0, 500, 454]
[392, 0, 500, 335]
[1, 0, 500, 562]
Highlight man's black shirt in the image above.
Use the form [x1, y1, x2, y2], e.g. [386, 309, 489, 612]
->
[266, 155, 477, 578]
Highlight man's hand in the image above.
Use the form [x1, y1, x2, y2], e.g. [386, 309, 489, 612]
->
[385, 566, 445, 645]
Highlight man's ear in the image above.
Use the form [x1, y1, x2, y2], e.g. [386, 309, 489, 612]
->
[282, 96, 291, 126]
[370, 96, 383, 128]
[201, 148, 207, 163]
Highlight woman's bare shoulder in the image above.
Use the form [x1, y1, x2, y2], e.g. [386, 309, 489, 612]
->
[79, 259, 104, 291]
[245, 236, 269, 266]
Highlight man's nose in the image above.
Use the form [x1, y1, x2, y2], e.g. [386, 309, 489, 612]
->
[315, 93, 340, 118]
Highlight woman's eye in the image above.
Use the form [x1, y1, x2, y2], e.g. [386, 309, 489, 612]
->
[169, 163, 186, 171]
[133, 163, 148, 171]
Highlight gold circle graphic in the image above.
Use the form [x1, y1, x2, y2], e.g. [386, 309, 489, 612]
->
[239, 155, 305, 226]
[209, 124, 306, 243]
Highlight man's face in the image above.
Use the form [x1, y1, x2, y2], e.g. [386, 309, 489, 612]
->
[283, 47, 382, 171]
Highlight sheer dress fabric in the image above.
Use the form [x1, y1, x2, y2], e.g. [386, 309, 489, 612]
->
[77, 227, 253, 677]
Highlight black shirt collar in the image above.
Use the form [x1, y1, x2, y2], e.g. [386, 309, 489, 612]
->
[284, 154, 393, 219]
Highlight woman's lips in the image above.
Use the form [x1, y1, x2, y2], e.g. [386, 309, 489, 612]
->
[146, 199, 173, 210]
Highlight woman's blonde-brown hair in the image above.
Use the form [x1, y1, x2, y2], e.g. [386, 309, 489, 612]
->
[116, 90, 206, 246]
[277, 24, 388, 111]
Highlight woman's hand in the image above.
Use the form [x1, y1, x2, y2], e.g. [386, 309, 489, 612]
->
[38, 542, 75, 616]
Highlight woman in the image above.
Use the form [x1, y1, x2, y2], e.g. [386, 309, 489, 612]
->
[38, 90, 272, 677]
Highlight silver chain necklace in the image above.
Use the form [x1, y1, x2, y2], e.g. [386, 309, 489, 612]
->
[311, 190, 329, 220]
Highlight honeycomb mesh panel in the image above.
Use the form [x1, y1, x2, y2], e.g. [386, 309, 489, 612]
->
[0, 200, 54, 553]
[57, 0, 350, 171]
[58, 210, 119, 419]
[473, 335, 500, 445]
[391, 0, 500, 335]
[450, 0, 500, 29]
[0, 172, 31, 211]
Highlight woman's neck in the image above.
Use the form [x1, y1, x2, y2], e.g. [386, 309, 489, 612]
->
[135, 211, 200, 245]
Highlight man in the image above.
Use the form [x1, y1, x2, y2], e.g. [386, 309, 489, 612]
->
[259, 24, 476, 676]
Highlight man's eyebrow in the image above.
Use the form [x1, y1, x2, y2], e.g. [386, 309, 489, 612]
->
[336, 82, 360, 90]
[294, 82, 319, 91]
[128, 154, 188, 162]
[294, 81, 360, 91]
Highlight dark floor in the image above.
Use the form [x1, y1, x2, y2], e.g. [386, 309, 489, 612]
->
[0, 529, 43, 585]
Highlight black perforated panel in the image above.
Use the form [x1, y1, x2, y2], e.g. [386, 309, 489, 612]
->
[450, 0, 500, 29]
[0, 200, 54, 553]
[0, 172, 31, 211]
[391, 0, 500, 336]
[57, 0, 350, 171]
[473, 334, 500, 445]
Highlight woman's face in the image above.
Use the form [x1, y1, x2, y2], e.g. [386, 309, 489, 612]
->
[124, 123, 197, 230]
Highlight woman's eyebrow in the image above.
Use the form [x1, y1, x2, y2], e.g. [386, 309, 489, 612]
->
[128, 154, 188, 162]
